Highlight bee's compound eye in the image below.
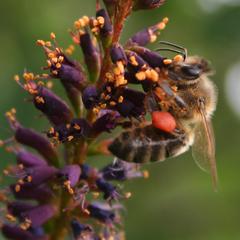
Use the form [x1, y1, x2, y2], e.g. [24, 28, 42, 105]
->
[151, 111, 176, 133]
[181, 65, 202, 80]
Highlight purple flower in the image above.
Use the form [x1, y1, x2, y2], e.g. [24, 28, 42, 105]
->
[24, 165, 57, 187]
[32, 85, 73, 126]
[96, 9, 113, 37]
[8, 201, 35, 217]
[71, 219, 93, 239]
[58, 164, 81, 187]
[131, 46, 165, 68]
[16, 150, 47, 167]
[133, 0, 166, 10]
[110, 44, 127, 64]
[14, 125, 58, 165]
[96, 178, 120, 201]
[92, 110, 121, 134]
[82, 85, 99, 109]
[87, 203, 116, 224]
[20, 204, 56, 228]
[1, 225, 48, 240]
[10, 184, 54, 202]
[80, 32, 101, 82]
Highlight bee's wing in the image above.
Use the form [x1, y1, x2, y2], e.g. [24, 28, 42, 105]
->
[192, 103, 218, 190]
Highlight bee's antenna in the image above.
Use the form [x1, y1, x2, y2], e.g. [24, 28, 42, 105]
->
[155, 48, 186, 58]
[158, 41, 188, 59]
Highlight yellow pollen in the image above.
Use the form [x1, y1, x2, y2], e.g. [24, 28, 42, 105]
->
[27, 175, 32, 183]
[146, 69, 159, 82]
[125, 192, 132, 199]
[143, 170, 149, 179]
[56, 63, 62, 69]
[118, 96, 124, 103]
[110, 101, 116, 106]
[58, 56, 64, 63]
[45, 41, 52, 47]
[5, 214, 16, 222]
[163, 59, 172, 65]
[46, 81, 53, 89]
[129, 56, 138, 66]
[173, 54, 184, 62]
[135, 71, 146, 81]
[113, 67, 121, 76]
[116, 61, 124, 73]
[52, 70, 58, 75]
[36, 40, 45, 46]
[93, 107, 99, 114]
[100, 103, 107, 109]
[97, 16, 105, 26]
[73, 124, 81, 130]
[50, 32, 56, 40]
[158, 22, 166, 30]
[15, 184, 21, 192]
[14, 75, 20, 82]
[67, 136, 74, 141]
[35, 96, 45, 104]
[163, 17, 169, 24]
[66, 124, 71, 129]
[18, 179, 24, 185]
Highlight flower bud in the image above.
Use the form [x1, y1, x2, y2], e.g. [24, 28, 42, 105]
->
[82, 85, 99, 109]
[10, 184, 54, 202]
[16, 150, 47, 167]
[15, 126, 58, 165]
[33, 85, 73, 126]
[20, 204, 56, 228]
[80, 32, 101, 82]
[96, 9, 113, 48]
[110, 44, 127, 64]
[58, 164, 81, 187]
[133, 0, 165, 10]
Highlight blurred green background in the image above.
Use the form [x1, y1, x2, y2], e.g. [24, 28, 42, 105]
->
[0, 0, 240, 239]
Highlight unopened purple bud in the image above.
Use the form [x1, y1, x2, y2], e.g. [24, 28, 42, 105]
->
[82, 85, 99, 109]
[96, 9, 113, 36]
[96, 9, 113, 48]
[33, 85, 73, 126]
[116, 88, 146, 118]
[133, 0, 165, 10]
[80, 164, 98, 180]
[8, 201, 35, 217]
[48, 118, 92, 143]
[58, 164, 81, 187]
[87, 203, 116, 224]
[92, 110, 121, 134]
[110, 44, 127, 64]
[25, 166, 57, 186]
[57, 63, 86, 91]
[2, 225, 35, 240]
[15, 126, 58, 165]
[71, 219, 93, 239]
[20, 204, 56, 228]
[126, 51, 148, 71]
[10, 184, 54, 202]
[80, 32, 101, 82]
[16, 150, 47, 167]
[131, 46, 164, 68]
[96, 178, 119, 201]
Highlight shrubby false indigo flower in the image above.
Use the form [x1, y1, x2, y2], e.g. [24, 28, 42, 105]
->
[0, 0, 189, 239]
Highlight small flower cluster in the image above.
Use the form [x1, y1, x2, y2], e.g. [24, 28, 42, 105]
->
[0, 0, 186, 239]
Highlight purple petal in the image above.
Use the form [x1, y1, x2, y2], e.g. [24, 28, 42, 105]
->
[15, 126, 58, 164]
[8, 201, 35, 217]
[2, 225, 34, 240]
[10, 184, 54, 202]
[16, 150, 47, 167]
[58, 164, 81, 187]
[82, 85, 99, 109]
[33, 85, 73, 126]
[20, 204, 56, 228]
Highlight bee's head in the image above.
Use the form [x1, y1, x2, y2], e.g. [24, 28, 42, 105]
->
[166, 57, 211, 85]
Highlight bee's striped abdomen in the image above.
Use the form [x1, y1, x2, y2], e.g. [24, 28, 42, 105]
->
[108, 125, 192, 163]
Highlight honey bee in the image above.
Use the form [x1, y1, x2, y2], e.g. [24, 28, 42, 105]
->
[108, 43, 218, 189]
